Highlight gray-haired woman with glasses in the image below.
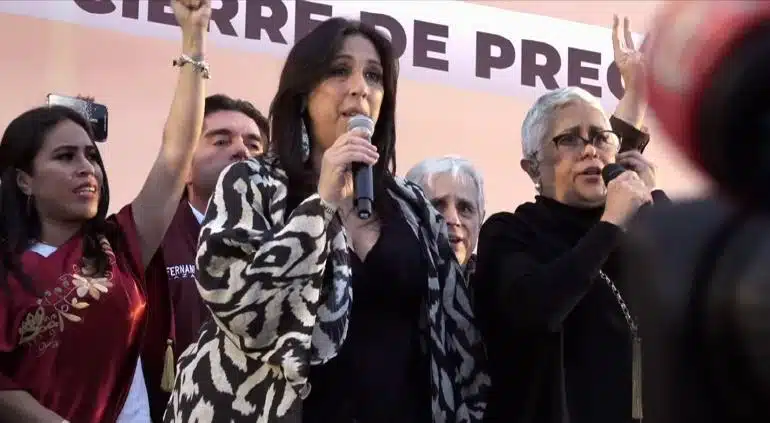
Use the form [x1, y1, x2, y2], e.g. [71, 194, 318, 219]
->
[473, 85, 668, 423]
[518, 86, 655, 209]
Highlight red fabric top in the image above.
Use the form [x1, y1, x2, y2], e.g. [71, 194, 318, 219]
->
[0, 205, 147, 423]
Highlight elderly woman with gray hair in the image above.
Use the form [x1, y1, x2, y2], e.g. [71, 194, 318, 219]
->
[474, 84, 664, 423]
[406, 156, 485, 274]
[472, 17, 667, 423]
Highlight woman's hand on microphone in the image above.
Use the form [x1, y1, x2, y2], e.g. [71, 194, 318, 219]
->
[317, 128, 379, 209]
[601, 170, 652, 229]
[617, 150, 656, 189]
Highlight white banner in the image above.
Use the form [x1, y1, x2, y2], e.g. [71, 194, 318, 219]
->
[0, 0, 642, 109]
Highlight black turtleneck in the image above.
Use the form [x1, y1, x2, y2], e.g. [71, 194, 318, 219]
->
[473, 195, 635, 423]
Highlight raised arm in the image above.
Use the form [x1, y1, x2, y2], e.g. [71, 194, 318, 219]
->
[195, 159, 336, 358]
[612, 15, 648, 128]
[611, 116, 650, 153]
[474, 212, 624, 330]
[131, 0, 210, 267]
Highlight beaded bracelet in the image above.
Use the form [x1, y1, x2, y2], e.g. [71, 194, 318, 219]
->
[172, 54, 210, 79]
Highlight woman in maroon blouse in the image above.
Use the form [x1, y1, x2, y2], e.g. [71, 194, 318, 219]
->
[0, 1, 211, 421]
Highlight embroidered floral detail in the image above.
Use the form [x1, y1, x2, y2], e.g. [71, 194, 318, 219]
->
[72, 274, 114, 300]
[17, 235, 117, 356]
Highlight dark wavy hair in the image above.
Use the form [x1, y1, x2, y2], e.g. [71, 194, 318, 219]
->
[205, 94, 270, 147]
[0, 105, 113, 294]
[269, 17, 399, 219]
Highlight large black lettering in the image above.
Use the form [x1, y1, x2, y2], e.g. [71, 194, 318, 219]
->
[121, 0, 139, 19]
[209, 0, 238, 37]
[567, 47, 602, 97]
[475, 32, 515, 79]
[295, 0, 332, 43]
[73, 0, 116, 14]
[520, 39, 560, 89]
[360, 12, 407, 59]
[244, 0, 288, 44]
[148, 0, 177, 27]
[413, 20, 449, 71]
[606, 62, 624, 100]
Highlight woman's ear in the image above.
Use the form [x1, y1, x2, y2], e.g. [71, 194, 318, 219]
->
[520, 159, 540, 184]
[15, 169, 32, 196]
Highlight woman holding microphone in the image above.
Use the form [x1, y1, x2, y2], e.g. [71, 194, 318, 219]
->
[166, 17, 488, 423]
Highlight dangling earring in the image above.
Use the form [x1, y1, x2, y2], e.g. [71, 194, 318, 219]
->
[300, 98, 310, 162]
[534, 181, 542, 192]
[25, 194, 33, 215]
[301, 120, 310, 162]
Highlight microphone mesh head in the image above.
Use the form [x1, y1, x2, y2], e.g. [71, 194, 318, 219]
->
[602, 163, 627, 185]
[347, 114, 374, 136]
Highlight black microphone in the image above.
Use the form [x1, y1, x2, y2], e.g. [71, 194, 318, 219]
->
[348, 114, 374, 219]
[603, 163, 671, 206]
[602, 163, 627, 186]
[602, 163, 643, 207]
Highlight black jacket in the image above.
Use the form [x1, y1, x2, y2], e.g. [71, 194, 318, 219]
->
[473, 117, 655, 423]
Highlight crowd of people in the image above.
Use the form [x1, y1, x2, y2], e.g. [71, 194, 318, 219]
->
[0, 0, 660, 422]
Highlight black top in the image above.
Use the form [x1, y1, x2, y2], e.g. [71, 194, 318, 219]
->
[303, 213, 432, 423]
[472, 115, 658, 423]
[474, 195, 629, 423]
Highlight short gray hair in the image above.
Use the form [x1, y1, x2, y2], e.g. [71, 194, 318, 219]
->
[405, 155, 485, 218]
[521, 87, 608, 161]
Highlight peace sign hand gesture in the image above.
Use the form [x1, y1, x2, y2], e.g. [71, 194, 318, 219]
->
[612, 15, 645, 95]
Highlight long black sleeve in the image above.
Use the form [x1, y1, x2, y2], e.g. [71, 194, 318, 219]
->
[611, 115, 650, 152]
[474, 212, 623, 331]
[652, 189, 671, 205]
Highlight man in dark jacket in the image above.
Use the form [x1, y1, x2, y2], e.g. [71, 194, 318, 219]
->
[141, 94, 269, 422]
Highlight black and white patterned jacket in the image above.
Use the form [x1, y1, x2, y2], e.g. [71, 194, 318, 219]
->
[164, 156, 489, 423]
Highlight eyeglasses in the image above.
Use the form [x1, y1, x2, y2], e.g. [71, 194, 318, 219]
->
[551, 130, 622, 153]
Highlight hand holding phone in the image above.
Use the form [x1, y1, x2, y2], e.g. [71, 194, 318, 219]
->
[46, 94, 108, 142]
